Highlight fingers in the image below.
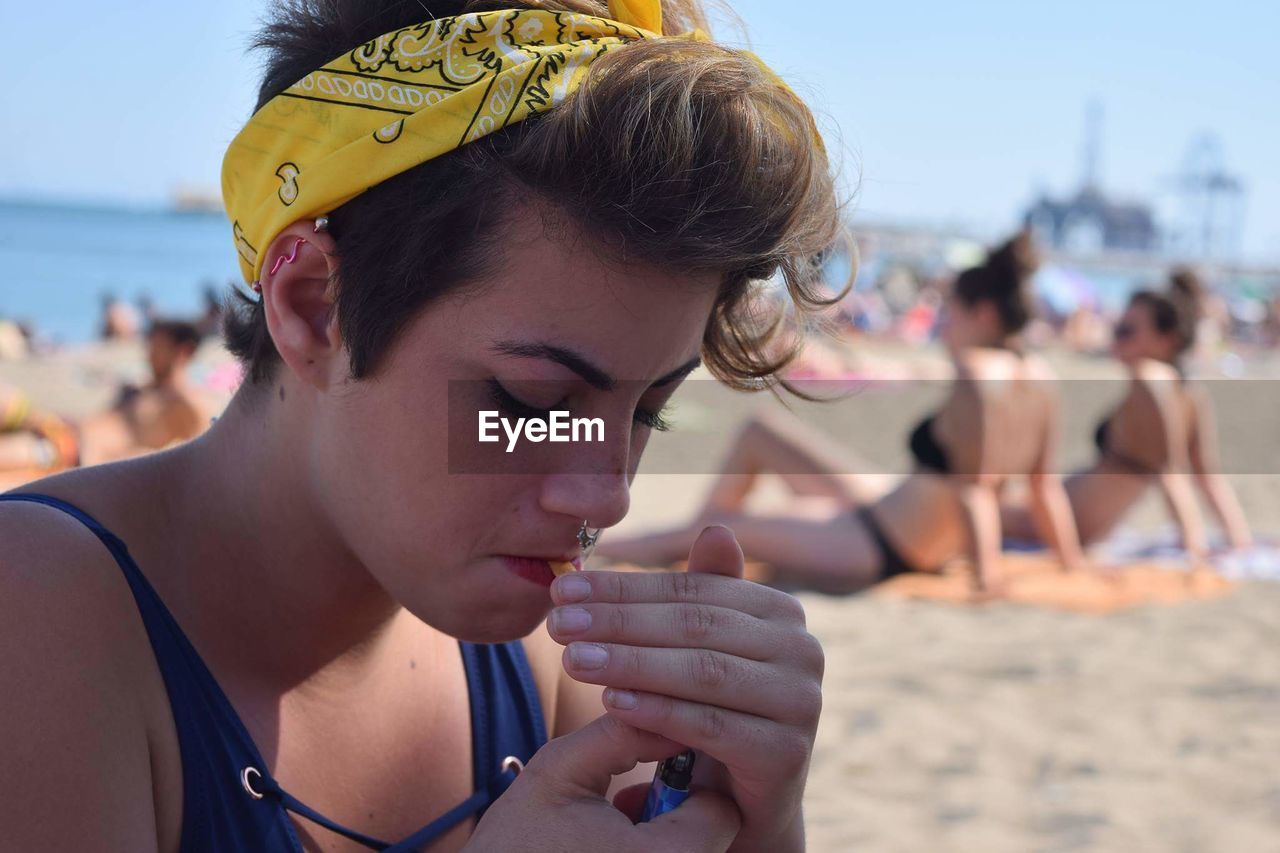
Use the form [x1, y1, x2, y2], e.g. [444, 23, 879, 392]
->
[560, 641, 822, 724]
[686, 525, 744, 579]
[551, 567, 805, 625]
[636, 788, 742, 852]
[525, 715, 683, 797]
[601, 687, 818, 781]
[547, 601, 779, 661]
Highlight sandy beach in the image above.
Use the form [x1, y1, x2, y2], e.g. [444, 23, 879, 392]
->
[3, 337, 1278, 851]
[613, 342, 1280, 851]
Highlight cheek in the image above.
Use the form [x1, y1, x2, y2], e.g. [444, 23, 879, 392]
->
[309, 389, 549, 636]
[310, 385, 458, 570]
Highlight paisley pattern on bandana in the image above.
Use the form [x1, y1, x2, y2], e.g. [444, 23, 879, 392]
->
[221, 1, 809, 286]
[222, 5, 667, 284]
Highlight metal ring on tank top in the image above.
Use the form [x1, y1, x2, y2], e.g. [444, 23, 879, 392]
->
[241, 766, 265, 800]
[500, 755, 525, 776]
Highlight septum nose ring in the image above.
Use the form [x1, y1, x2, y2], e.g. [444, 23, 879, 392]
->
[577, 523, 601, 558]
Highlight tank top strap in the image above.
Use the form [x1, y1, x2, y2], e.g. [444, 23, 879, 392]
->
[0, 492, 304, 850]
[0, 492, 549, 851]
[0, 492, 151, 594]
[461, 640, 548, 792]
[0, 492, 271, 749]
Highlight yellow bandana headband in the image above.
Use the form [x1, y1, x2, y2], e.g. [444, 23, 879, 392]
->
[221, 1, 678, 283]
[221, 1, 814, 285]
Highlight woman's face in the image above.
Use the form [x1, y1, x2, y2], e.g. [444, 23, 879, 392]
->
[1111, 301, 1175, 364]
[310, 215, 719, 642]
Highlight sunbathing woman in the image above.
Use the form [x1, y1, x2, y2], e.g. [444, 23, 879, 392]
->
[0, 2, 835, 851]
[599, 231, 1088, 595]
[1002, 270, 1253, 557]
[0, 319, 208, 475]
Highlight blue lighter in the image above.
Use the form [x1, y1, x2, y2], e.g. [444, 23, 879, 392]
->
[638, 750, 696, 822]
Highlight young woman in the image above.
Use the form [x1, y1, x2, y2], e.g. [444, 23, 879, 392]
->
[0, 2, 835, 851]
[0, 320, 208, 475]
[1003, 270, 1253, 556]
[599, 231, 1088, 595]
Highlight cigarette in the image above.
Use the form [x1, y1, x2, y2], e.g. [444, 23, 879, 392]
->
[549, 560, 578, 577]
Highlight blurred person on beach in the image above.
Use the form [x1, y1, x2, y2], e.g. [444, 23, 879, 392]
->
[1002, 268, 1253, 557]
[196, 282, 225, 338]
[0, 2, 834, 851]
[137, 292, 159, 326]
[0, 316, 29, 361]
[99, 290, 141, 340]
[0, 319, 208, 473]
[600, 230, 1088, 596]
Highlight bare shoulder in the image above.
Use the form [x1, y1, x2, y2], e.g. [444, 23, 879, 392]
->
[956, 351, 1057, 393]
[0, 497, 162, 849]
[1019, 353, 1058, 382]
[1123, 360, 1182, 418]
[1131, 357, 1181, 389]
[954, 347, 1018, 381]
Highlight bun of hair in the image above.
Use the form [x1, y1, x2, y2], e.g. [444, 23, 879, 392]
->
[1127, 266, 1205, 361]
[985, 227, 1041, 291]
[1168, 266, 1205, 320]
[953, 227, 1040, 334]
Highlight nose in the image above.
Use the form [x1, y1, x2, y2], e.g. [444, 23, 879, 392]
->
[538, 448, 632, 532]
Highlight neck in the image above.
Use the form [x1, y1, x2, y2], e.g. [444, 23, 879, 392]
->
[160, 381, 408, 690]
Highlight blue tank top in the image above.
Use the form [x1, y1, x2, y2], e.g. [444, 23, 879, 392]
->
[0, 493, 547, 852]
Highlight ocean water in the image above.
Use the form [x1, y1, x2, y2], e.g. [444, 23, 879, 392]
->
[0, 200, 241, 343]
[5, 198, 1267, 344]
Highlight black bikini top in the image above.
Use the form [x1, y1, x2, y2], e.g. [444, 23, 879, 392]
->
[909, 415, 950, 474]
[1094, 415, 1160, 476]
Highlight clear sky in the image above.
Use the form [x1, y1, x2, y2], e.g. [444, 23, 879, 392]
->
[2, 0, 1276, 259]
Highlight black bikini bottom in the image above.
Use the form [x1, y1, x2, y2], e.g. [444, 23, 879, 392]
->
[855, 507, 915, 580]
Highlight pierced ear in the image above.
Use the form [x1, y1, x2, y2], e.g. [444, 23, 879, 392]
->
[259, 221, 343, 390]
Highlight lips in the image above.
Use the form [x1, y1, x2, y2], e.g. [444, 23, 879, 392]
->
[500, 555, 582, 587]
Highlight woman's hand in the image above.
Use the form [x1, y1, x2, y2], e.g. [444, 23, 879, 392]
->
[548, 526, 824, 852]
[465, 715, 739, 852]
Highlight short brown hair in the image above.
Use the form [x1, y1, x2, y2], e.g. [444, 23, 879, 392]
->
[225, 0, 844, 390]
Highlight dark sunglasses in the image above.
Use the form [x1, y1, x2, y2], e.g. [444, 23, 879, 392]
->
[1113, 322, 1137, 340]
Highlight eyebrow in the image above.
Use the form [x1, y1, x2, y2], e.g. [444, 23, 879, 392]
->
[492, 340, 701, 391]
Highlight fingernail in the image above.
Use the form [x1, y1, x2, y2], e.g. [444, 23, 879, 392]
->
[569, 642, 609, 670]
[554, 574, 591, 603]
[550, 606, 592, 634]
[605, 688, 638, 710]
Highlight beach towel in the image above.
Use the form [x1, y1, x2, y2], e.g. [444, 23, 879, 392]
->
[599, 552, 1231, 615]
[873, 553, 1230, 614]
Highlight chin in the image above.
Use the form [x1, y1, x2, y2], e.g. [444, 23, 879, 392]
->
[404, 589, 551, 645]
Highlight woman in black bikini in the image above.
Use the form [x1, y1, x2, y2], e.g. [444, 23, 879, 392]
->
[600, 230, 1088, 596]
[1003, 269, 1252, 556]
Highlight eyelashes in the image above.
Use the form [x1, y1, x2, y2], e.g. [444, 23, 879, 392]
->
[486, 379, 672, 433]
[633, 406, 673, 432]
[486, 378, 559, 421]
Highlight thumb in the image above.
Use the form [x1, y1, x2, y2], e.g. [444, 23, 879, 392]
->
[529, 714, 684, 797]
[635, 789, 742, 851]
[686, 524, 745, 580]
[683, 527, 742, 803]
